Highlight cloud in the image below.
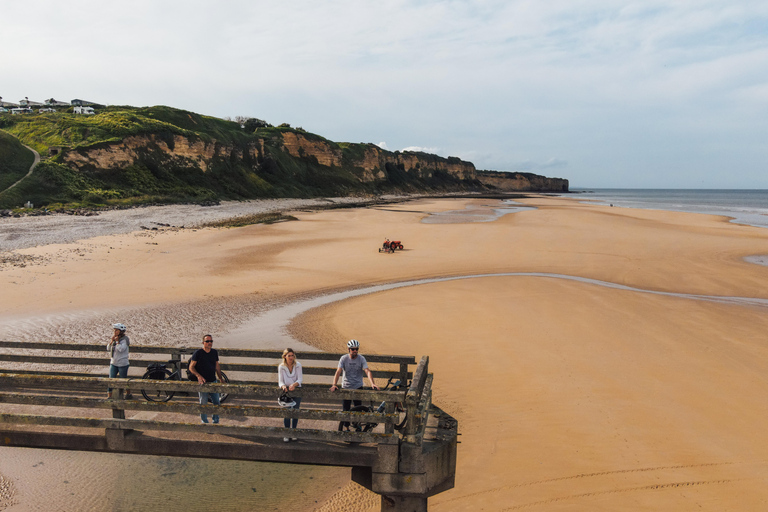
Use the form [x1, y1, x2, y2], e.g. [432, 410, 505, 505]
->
[375, 142, 389, 150]
[401, 146, 440, 154]
[2, 0, 768, 187]
[501, 159, 569, 173]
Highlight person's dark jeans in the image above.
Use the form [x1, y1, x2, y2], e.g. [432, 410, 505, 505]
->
[283, 396, 302, 429]
[341, 387, 362, 430]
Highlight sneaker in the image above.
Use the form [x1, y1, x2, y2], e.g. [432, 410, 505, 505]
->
[201, 419, 209, 424]
[283, 437, 290, 443]
[213, 420, 219, 424]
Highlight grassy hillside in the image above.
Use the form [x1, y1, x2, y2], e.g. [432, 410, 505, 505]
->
[0, 105, 483, 209]
[0, 106, 242, 154]
[0, 131, 34, 192]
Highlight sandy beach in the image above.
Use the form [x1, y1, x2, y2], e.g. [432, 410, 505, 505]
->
[3, 195, 768, 511]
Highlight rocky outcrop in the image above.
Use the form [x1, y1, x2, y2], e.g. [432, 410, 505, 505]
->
[281, 132, 342, 168]
[279, 133, 476, 182]
[62, 134, 261, 172]
[58, 130, 564, 194]
[476, 171, 569, 192]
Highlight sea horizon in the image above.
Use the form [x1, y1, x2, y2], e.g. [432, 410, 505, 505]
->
[563, 188, 768, 229]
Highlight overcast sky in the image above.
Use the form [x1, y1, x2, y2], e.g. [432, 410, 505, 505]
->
[2, 1, 767, 188]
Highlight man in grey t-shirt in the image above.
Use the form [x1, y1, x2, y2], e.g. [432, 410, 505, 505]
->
[330, 339, 379, 431]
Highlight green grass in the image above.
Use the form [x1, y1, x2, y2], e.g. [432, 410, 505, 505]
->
[1, 109, 198, 155]
[0, 106, 249, 155]
[0, 130, 35, 192]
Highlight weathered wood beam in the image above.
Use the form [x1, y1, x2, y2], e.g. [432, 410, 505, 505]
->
[0, 413, 399, 444]
[414, 374, 434, 446]
[0, 341, 416, 365]
[0, 373, 406, 402]
[0, 392, 399, 423]
[0, 430, 380, 467]
[406, 355, 429, 405]
[0, 357, 411, 379]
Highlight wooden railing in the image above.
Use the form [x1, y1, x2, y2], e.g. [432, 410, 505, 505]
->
[0, 341, 414, 383]
[0, 341, 429, 445]
[0, 341, 456, 511]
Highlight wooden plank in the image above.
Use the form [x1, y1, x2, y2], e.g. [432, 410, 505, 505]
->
[414, 374, 434, 446]
[0, 368, 412, 387]
[0, 413, 399, 444]
[0, 392, 398, 423]
[0, 373, 407, 402]
[0, 430, 381, 467]
[406, 355, 429, 404]
[0, 355, 109, 365]
[0, 357, 409, 381]
[0, 341, 416, 365]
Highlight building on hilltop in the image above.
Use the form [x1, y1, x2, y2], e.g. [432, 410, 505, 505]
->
[44, 98, 69, 107]
[19, 97, 42, 107]
[0, 96, 19, 108]
[71, 99, 103, 107]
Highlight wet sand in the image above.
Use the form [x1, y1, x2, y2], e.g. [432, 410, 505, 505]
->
[3, 195, 768, 510]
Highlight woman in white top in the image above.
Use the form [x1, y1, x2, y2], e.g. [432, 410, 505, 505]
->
[278, 348, 303, 440]
[107, 322, 131, 399]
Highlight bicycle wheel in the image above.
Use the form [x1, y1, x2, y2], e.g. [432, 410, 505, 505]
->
[349, 405, 377, 432]
[141, 368, 175, 402]
[217, 372, 230, 404]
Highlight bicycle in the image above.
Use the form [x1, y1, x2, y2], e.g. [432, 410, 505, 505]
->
[141, 358, 230, 403]
[339, 376, 407, 433]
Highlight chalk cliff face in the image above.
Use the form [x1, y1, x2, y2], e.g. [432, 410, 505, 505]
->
[476, 171, 569, 192]
[62, 134, 261, 172]
[279, 133, 476, 182]
[62, 131, 476, 184]
[58, 131, 565, 194]
[280, 132, 342, 168]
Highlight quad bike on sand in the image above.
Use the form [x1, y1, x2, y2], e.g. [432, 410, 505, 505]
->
[379, 239, 404, 253]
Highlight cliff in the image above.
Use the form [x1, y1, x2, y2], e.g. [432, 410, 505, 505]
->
[0, 105, 567, 208]
[476, 170, 569, 193]
[258, 129, 477, 183]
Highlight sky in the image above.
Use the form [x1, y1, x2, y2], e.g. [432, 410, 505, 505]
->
[2, 1, 767, 188]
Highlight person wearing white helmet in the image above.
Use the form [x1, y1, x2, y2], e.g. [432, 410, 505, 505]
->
[330, 339, 379, 431]
[107, 323, 131, 399]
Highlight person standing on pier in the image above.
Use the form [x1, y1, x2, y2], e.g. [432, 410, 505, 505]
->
[107, 322, 131, 399]
[188, 334, 224, 424]
[330, 339, 379, 430]
[278, 348, 303, 442]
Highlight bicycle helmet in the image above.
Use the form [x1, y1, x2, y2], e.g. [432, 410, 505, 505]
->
[278, 393, 296, 408]
[112, 323, 127, 332]
[347, 339, 360, 349]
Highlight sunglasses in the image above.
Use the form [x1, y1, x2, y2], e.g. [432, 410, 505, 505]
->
[349, 348, 359, 351]
[203, 340, 213, 343]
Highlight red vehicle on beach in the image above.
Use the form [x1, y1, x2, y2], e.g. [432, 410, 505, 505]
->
[380, 239, 404, 253]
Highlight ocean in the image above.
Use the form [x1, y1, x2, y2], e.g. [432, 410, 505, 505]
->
[568, 189, 768, 229]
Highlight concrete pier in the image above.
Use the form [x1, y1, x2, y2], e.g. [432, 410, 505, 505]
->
[0, 342, 458, 511]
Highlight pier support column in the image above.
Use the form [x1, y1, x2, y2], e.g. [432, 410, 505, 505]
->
[381, 494, 427, 512]
[105, 428, 127, 450]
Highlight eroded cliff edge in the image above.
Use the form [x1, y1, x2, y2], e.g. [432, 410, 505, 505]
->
[476, 170, 569, 192]
[0, 106, 568, 208]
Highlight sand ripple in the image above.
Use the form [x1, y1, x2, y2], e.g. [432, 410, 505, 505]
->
[0, 473, 17, 511]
